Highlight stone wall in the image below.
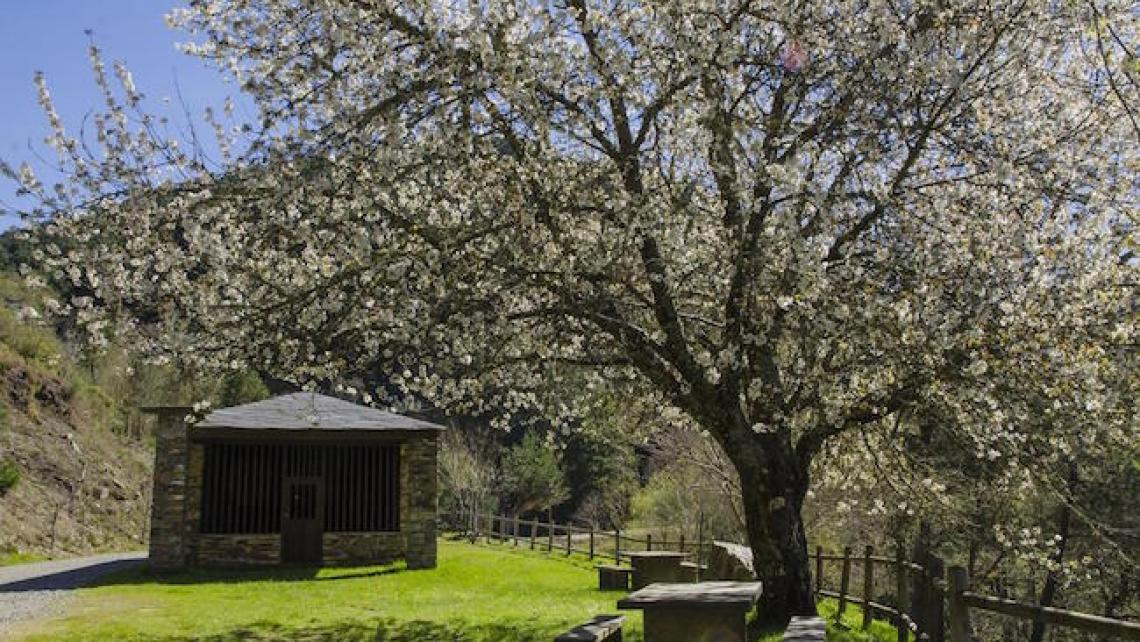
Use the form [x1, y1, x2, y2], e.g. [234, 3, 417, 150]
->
[147, 408, 191, 571]
[400, 433, 438, 569]
[322, 532, 404, 565]
[196, 534, 281, 566]
[184, 443, 204, 565]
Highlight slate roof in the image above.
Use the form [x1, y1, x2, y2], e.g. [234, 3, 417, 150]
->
[195, 392, 445, 432]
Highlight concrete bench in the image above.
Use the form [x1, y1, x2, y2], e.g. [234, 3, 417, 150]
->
[679, 561, 708, 581]
[783, 616, 827, 641]
[555, 614, 626, 641]
[596, 564, 633, 591]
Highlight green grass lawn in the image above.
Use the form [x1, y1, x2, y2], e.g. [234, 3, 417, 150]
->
[12, 539, 639, 642]
[10, 539, 902, 642]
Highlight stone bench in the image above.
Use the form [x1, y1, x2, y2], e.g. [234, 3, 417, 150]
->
[627, 551, 688, 589]
[617, 581, 762, 642]
[554, 614, 626, 641]
[679, 561, 708, 581]
[596, 564, 633, 591]
[782, 616, 827, 641]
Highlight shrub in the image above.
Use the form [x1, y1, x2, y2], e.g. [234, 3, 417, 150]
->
[500, 431, 569, 515]
[219, 371, 270, 406]
[71, 383, 117, 431]
[0, 459, 20, 496]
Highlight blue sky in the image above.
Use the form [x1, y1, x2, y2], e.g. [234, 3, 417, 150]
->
[0, 1, 249, 229]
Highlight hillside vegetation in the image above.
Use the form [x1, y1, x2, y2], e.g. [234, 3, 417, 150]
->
[0, 273, 152, 559]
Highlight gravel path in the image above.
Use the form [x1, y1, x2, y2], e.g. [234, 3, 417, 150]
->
[0, 552, 146, 634]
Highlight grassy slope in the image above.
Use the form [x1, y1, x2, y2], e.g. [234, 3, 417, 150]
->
[12, 540, 903, 642]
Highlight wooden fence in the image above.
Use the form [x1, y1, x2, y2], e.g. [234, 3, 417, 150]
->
[448, 513, 1140, 641]
[451, 510, 713, 567]
[946, 565, 1140, 641]
[814, 545, 1140, 642]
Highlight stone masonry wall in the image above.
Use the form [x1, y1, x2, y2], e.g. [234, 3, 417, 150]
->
[400, 433, 439, 569]
[322, 532, 404, 565]
[196, 534, 281, 566]
[184, 442, 204, 565]
[147, 408, 191, 571]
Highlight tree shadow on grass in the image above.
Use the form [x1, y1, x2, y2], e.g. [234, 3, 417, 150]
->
[84, 562, 408, 588]
[147, 617, 639, 642]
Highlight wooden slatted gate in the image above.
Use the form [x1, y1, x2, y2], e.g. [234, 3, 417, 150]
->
[200, 442, 401, 562]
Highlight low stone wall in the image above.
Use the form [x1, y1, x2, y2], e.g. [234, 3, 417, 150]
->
[195, 534, 281, 566]
[322, 532, 404, 565]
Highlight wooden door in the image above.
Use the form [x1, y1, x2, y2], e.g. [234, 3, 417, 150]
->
[281, 476, 323, 564]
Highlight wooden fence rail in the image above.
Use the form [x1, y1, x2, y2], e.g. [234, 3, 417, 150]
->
[813, 544, 1140, 642]
[814, 544, 931, 641]
[945, 565, 1140, 641]
[452, 510, 712, 567]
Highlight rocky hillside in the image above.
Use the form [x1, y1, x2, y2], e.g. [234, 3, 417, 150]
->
[0, 358, 152, 558]
[0, 270, 153, 560]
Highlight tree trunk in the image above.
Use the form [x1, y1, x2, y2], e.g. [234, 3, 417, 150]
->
[1029, 464, 1075, 642]
[726, 430, 817, 626]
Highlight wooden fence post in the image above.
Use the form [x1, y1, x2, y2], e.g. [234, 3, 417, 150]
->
[486, 514, 493, 544]
[547, 523, 554, 553]
[696, 513, 704, 567]
[947, 566, 972, 642]
[863, 545, 875, 630]
[513, 515, 520, 546]
[915, 553, 946, 642]
[816, 546, 824, 596]
[896, 545, 910, 642]
[615, 529, 621, 564]
[838, 546, 853, 622]
[589, 528, 595, 560]
[647, 533, 653, 552]
[931, 554, 947, 642]
[530, 518, 537, 549]
[680, 533, 686, 554]
[566, 529, 572, 555]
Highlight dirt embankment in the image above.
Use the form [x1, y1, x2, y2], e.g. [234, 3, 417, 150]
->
[0, 361, 152, 558]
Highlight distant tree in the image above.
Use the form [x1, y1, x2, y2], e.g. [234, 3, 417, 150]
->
[438, 425, 499, 525]
[641, 421, 746, 542]
[565, 395, 639, 529]
[219, 371, 270, 407]
[500, 431, 569, 517]
[0, 230, 35, 273]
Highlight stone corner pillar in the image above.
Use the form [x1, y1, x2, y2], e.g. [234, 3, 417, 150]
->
[401, 433, 439, 570]
[145, 406, 192, 571]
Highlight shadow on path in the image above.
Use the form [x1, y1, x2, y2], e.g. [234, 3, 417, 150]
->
[0, 557, 146, 593]
[80, 562, 413, 588]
